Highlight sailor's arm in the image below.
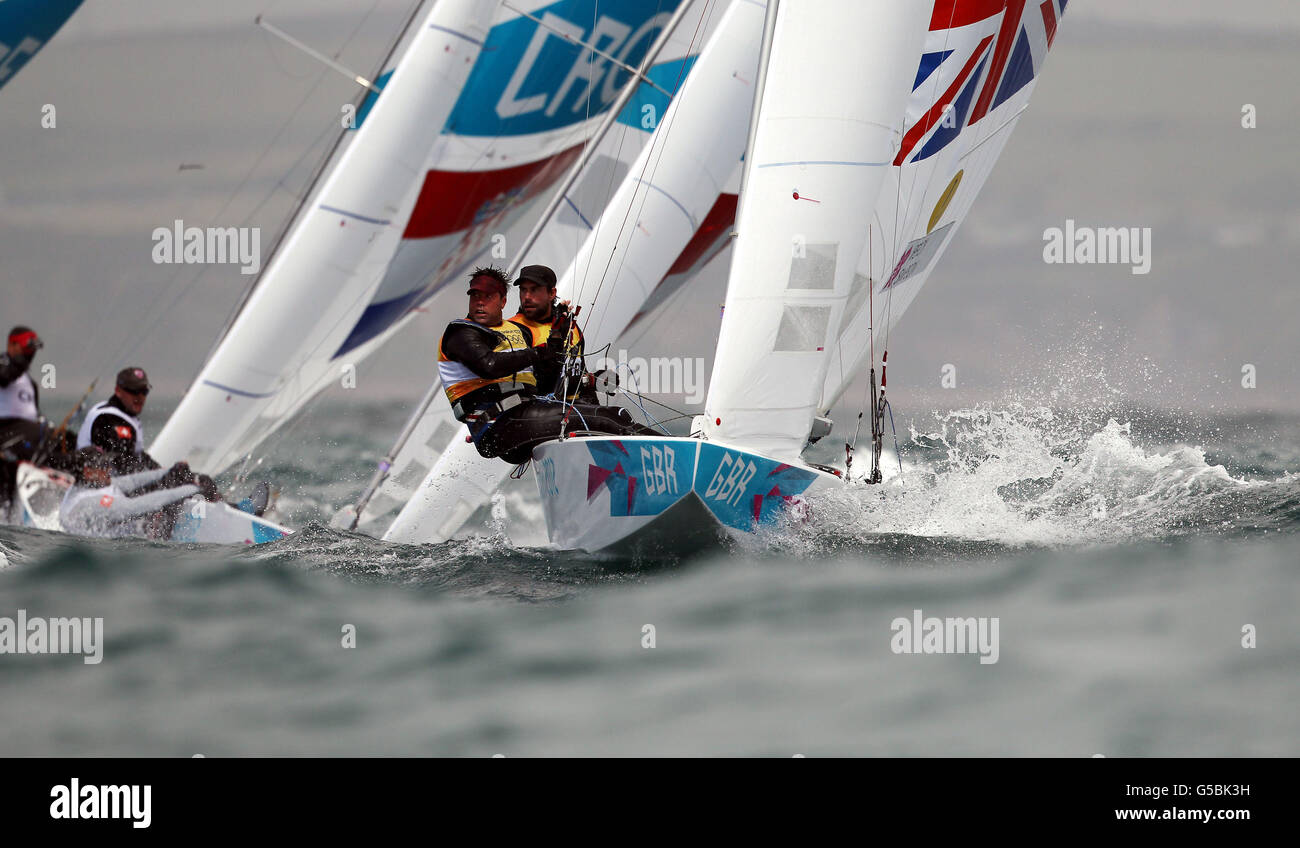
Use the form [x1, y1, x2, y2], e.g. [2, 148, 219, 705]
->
[0, 353, 29, 387]
[103, 484, 201, 519]
[443, 325, 540, 378]
[114, 467, 170, 494]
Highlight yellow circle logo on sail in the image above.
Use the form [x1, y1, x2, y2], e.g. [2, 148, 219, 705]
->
[928, 170, 963, 234]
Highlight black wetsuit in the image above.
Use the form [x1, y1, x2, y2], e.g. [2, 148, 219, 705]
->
[441, 321, 649, 464]
[84, 396, 162, 476]
[0, 352, 74, 506]
[440, 321, 542, 395]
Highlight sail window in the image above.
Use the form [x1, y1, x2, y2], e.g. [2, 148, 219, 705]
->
[786, 242, 837, 290]
[774, 306, 831, 352]
[837, 272, 873, 336]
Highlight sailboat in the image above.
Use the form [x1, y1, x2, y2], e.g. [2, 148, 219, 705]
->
[151, 0, 719, 477]
[367, 0, 1068, 552]
[4, 0, 717, 545]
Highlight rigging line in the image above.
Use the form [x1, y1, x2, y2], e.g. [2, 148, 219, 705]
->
[103, 0, 424, 375]
[98, 38, 351, 373]
[572, 0, 679, 309]
[592, 0, 716, 337]
[618, 387, 690, 418]
[582, 0, 710, 320]
[891, 0, 962, 263]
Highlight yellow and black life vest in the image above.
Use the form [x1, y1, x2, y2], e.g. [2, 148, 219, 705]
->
[438, 319, 537, 415]
[511, 312, 584, 398]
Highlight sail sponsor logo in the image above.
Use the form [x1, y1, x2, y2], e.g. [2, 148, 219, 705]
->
[0, 609, 104, 664]
[883, 223, 954, 290]
[450, 0, 677, 137]
[1042, 219, 1151, 275]
[591, 350, 705, 403]
[151, 219, 262, 275]
[639, 445, 677, 497]
[49, 779, 151, 828]
[890, 609, 1000, 665]
[704, 453, 757, 509]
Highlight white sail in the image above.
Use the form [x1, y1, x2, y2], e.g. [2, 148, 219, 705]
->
[822, 0, 1069, 410]
[153, 1, 709, 474]
[380, 0, 766, 543]
[151, 0, 495, 470]
[701, 0, 931, 460]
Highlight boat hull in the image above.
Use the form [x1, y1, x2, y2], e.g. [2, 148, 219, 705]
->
[11, 462, 290, 545]
[533, 436, 840, 553]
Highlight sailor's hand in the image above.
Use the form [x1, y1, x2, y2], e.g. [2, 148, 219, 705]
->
[163, 461, 194, 487]
[547, 314, 575, 355]
[197, 473, 221, 502]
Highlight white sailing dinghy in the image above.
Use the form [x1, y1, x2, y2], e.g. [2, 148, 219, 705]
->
[377, 0, 765, 543]
[10, 463, 291, 544]
[525, 0, 1068, 551]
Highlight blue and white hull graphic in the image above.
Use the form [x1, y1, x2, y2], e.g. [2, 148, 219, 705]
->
[533, 436, 840, 553]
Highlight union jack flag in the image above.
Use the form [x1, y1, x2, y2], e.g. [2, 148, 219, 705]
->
[896, 0, 1065, 165]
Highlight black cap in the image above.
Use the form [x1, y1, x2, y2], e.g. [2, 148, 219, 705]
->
[116, 367, 151, 393]
[515, 264, 557, 289]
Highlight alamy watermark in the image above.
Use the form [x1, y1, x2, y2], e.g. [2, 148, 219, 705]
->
[591, 350, 705, 403]
[0, 609, 103, 664]
[890, 609, 999, 665]
[1043, 219, 1151, 275]
[151, 219, 261, 275]
[50, 779, 150, 828]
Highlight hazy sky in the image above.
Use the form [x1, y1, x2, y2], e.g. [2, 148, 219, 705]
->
[2, 0, 1298, 426]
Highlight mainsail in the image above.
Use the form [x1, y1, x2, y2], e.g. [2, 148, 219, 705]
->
[701, 0, 932, 460]
[378, 0, 763, 543]
[152, 0, 706, 473]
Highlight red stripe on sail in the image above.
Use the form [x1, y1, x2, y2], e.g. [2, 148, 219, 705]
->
[966, 0, 1026, 126]
[894, 35, 994, 166]
[1040, 0, 1058, 48]
[403, 144, 584, 239]
[666, 193, 738, 276]
[930, 0, 1006, 31]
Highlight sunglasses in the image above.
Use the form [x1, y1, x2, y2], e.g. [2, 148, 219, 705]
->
[122, 386, 149, 397]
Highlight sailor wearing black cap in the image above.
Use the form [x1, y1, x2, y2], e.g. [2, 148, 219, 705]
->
[511, 264, 593, 402]
[76, 367, 162, 474]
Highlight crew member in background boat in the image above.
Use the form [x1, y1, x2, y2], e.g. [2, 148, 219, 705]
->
[510, 264, 596, 403]
[60, 446, 220, 539]
[77, 367, 161, 472]
[1, 326, 75, 507]
[439, 267, 651, 465]
[76, 366, 223, 493]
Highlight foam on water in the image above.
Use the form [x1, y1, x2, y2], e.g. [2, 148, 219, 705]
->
[774, 405, 1296, 554]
